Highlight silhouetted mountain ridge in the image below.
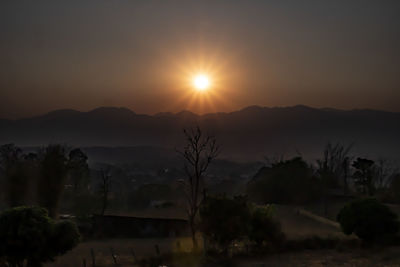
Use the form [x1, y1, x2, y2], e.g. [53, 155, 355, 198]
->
[0, 105, 399, 161]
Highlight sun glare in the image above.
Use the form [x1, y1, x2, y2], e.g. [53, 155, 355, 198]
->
[193, 74, 210, 91]
[167, 52, 232, 114]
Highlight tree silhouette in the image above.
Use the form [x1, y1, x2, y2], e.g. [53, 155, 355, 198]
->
[68, 148, 90, 194]
[37, 144, 69, 219]
[373, 158, 398, 190]
[0, 144, 91, 218]
[0, 144, 30, 207]
[352, 157, 375, 195]
[316, 142, 353, 191]
[177, 126, 219, 250]
[99, 169, 111, 216]
[315, 143, 353, 215]
[247, 157, 319, 205]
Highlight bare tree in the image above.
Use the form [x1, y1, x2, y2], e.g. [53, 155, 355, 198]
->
[38, 144, 70, 219]
[316, 142, 353, 216]
[68, 148, 90, 195]
[373, 158, 398, 190]
[0, 144, 30, 207]
[99, 169, 111, 216]
[352, 157, 375, 195]
[177, 126, 219, 250]
[317, 142, 353, 192]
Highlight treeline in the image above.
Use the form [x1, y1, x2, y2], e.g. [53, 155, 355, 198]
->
[0, 143, 185, 219]
[247, 142, 400, 206]
[0, 144, 86, 266]
[0, 144, 89, 218]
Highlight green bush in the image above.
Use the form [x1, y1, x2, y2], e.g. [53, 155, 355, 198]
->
[0, 206, 80, 267]
[248, 206, 285, 247]
[337, 198, 399, 243]
[200, 196, 251, 252]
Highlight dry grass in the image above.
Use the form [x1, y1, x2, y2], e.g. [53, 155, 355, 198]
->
[45, 237, 198, 267]
[45, 205, 394, 266]
[237, 248, 400, 267]
[103, 206, 187, 220]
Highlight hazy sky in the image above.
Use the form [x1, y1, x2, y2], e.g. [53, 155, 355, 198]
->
[1, 0, 400, 118]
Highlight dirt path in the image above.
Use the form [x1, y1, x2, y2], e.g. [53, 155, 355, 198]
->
[274, 205, 345, 239]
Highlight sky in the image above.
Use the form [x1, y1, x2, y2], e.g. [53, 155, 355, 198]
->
[1, 0, 400, 118]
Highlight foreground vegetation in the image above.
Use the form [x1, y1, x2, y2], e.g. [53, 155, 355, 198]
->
[0, 206, 80, 267]
[1, 130, 400, 266]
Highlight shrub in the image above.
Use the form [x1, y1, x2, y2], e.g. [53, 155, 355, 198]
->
[200, 196, 251, 252]
[0, 206, 80, 267]
[247, 157, 320, 204]
[248, 206, 285, 247]
[389, 174, 400, 203]
[337, 198, 399, 243]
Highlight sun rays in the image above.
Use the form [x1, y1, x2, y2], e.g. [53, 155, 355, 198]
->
[164, 50, 232, 114]
[193, 74, 210, 91]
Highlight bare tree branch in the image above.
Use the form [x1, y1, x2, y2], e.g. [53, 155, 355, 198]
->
[176, 126, 220, 250]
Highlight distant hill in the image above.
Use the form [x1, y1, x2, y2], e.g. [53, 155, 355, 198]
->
[1, 105, 399, 162]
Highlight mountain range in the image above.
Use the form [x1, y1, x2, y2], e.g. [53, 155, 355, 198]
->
[1, 105, 399, 162]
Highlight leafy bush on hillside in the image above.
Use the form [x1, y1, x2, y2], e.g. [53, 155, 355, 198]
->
[337, 198, 399, 242]
[0, 206, 80, 267]
[200, 196, 286, 253]
[247, 157, 320, 204]
[200, 196, 251, 252]
[248, 206, 285, 247]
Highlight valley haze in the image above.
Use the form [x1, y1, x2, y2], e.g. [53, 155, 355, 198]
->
[0, 105, 399, 163]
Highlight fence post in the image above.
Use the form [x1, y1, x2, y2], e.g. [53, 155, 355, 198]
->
[130, 248, 137, 263]
[110, 247, 118, 265]
[155, 244, 160, 257]
[90, 248, 96, 267]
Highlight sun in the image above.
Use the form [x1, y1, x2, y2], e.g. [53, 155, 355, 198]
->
[193, 74, 210, 91]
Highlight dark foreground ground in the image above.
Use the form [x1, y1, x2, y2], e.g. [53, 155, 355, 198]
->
[45, 241, 400, 267]
[236, 248, 400, 267]
[45, 205, 399, 266]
